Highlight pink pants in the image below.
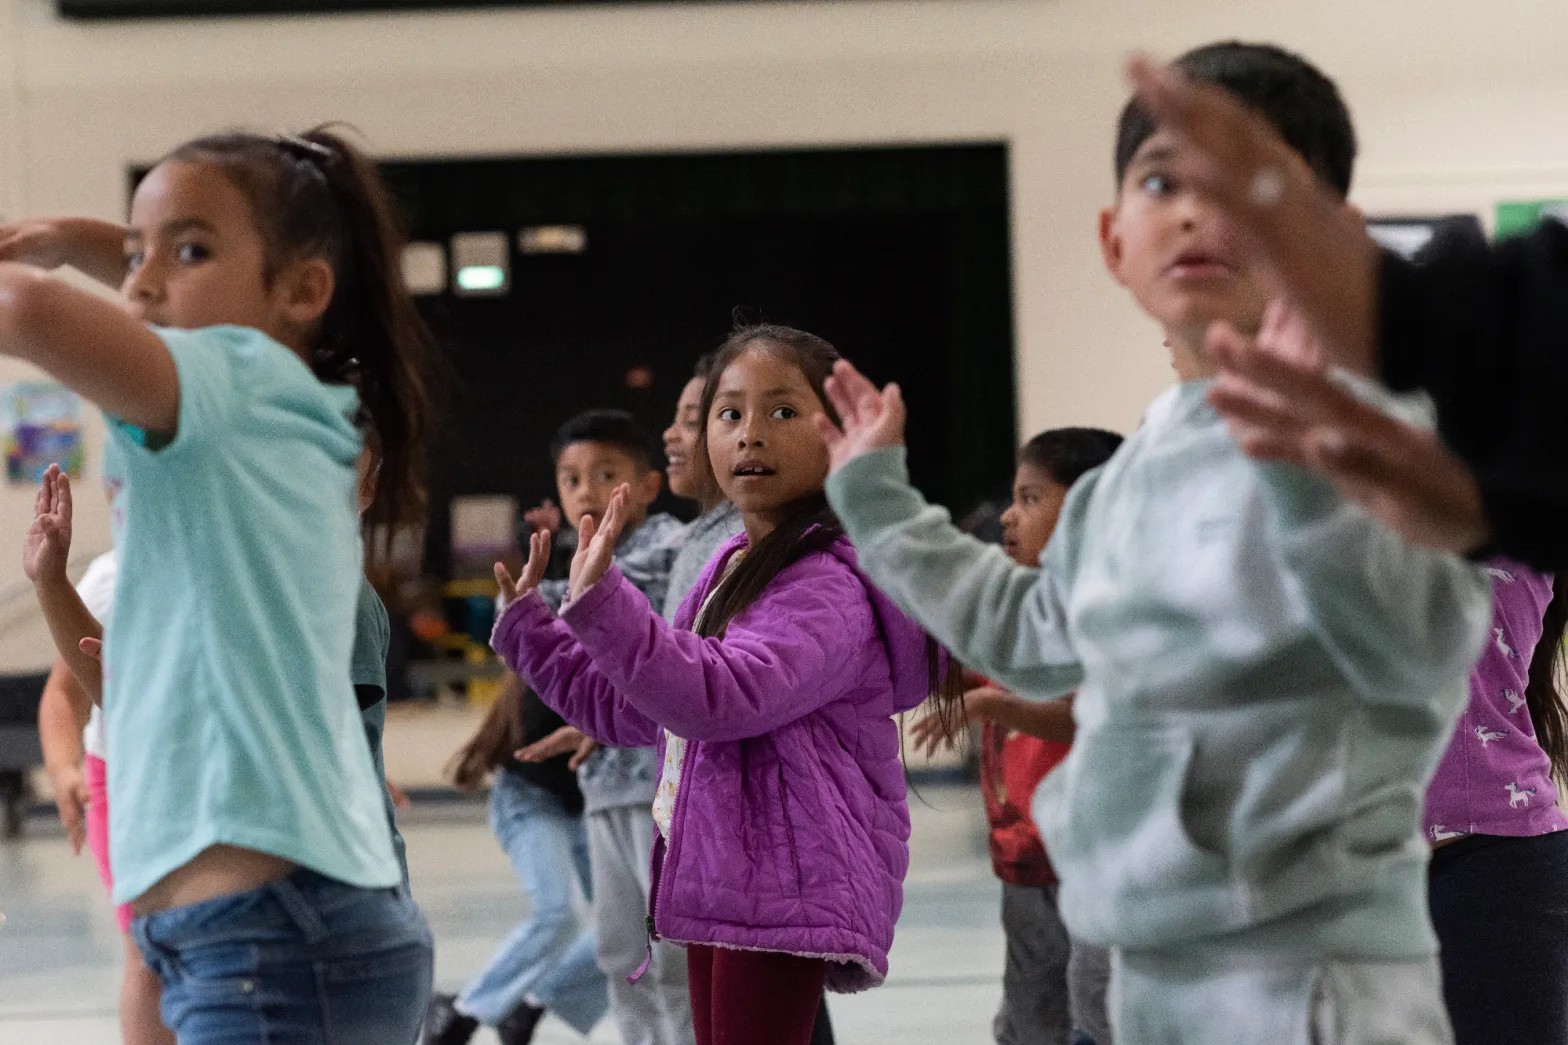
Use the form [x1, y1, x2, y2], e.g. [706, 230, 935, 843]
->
[84, 754, 133, 933]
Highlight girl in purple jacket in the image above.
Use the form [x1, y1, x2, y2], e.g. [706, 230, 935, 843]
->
[491, 325, 941, 1045]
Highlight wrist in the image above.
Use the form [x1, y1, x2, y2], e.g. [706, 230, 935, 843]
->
[31, 566, 70, 593]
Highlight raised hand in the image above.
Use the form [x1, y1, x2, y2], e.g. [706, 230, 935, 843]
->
[567, 485, 628, 605]
[24, 465, 73, 586]
[495, 529, 552, 607]
[523, 498, 563, 536]
[0, 217, 130, 287]
[1208, 313, 1489, 555]
[814, 360, 908, 474]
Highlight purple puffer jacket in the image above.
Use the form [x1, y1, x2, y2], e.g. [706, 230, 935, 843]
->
[491, 531, 935, 992]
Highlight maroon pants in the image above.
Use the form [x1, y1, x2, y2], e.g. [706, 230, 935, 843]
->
[687, 944, 829, 1045]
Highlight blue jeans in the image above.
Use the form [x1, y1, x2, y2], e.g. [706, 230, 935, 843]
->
[132, 868, 432, 1045]
[457, 771, 608, 1033]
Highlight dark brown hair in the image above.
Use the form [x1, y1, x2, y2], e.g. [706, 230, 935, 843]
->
[160, 125, 441, 553]
[689, 324, 843, 640]
[689, 324, 961, 717]
[1527, 576, 1568, 780]
[447, 673, 526, 793]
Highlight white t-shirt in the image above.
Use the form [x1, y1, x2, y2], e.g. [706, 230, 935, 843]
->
[75, 550, 117, 759]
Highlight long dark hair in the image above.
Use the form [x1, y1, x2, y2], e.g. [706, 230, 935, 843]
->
[447, 673, 526, 793]
[161, 125, 441, 553]
[689, 324, 844, 640]
[1527, 576, 1568, 780]
[690, 324, 962, 716]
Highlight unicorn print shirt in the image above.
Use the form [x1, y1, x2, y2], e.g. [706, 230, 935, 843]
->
[1424, 559, 1567, 842]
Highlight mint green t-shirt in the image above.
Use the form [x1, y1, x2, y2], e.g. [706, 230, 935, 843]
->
[102, 325, 398, 904]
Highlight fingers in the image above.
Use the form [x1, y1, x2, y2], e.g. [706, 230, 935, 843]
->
[78, 637, 102, 660]
[813, 413, 846, 455]
[568, 736, 599, 771]
[881, 382, 907, 436]
[597, 485, 628, 547]
[821, 362, 863, 431]
[493, 561, 520, 603]
[56, 468, 72, 526]
[577, 512, 598, 550]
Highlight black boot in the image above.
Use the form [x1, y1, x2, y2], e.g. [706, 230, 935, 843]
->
[421, 993, 478, 1045]
[496, 1003, 545, 1045]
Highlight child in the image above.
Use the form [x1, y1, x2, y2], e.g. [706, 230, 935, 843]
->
[817, 43, 1492, 1043]
[430, 670, 607, 1045]
[440, 408, 690, 1045]
[1127, 57, 1568, 570]
[663, 350, 839, 1045]
[911, 427, 1123, 1045]
[492, 325, 939, 1045]
[0, 127, 437, 1043]
[1425, 563, 1568, 1044]
[33, 539, 172, 1045]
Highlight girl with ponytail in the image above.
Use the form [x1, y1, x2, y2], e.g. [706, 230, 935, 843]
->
[0, 126, 437, 1043]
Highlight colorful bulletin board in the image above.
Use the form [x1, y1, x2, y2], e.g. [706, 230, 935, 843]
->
[1, 382, 85, 485]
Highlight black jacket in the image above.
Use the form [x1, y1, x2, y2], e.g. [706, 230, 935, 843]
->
[1378, 218, 1568, 570]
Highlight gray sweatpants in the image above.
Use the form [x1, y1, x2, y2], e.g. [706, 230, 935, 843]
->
[587, 804, 694, 1045]
[1068, 939, 1113, 1044]
[1111, 949, 1453, 1045]
[994, 882, 1073, 1045]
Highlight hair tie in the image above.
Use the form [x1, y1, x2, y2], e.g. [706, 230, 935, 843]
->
[275, 134, 334, 167]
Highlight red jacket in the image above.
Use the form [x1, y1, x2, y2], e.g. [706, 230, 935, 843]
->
[981, 720, 1071, 887]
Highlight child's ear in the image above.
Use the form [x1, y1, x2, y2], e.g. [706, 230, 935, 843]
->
[637, 469, 663, 508]
[1098, 206, 1129, 288]
[279, 256, 336, 326]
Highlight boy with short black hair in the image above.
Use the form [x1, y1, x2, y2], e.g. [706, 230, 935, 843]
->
[822, 41, 1490, 1043]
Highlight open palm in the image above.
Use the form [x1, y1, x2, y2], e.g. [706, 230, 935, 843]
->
[495, 529, 552, 607]
[24, 465, 73, 585]
[568, 485, 629, 604]
[814, 360, 908, 474]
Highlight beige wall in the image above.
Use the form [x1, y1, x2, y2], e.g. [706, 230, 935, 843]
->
[0, 0, 1566, 666]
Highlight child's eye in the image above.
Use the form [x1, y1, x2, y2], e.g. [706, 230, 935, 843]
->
[1140, 172, 1175, 197]
[717, 408, 741, 422]
[124, 250, 145, 271]
[176, 242, 210, 264]
[771, 406, 798, 420]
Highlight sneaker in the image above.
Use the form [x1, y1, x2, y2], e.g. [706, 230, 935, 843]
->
[422, 993, 478, 1045]
[496, 1003, 545, 1045]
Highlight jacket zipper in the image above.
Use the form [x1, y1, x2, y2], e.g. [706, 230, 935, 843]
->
[647, 736, 697, 946]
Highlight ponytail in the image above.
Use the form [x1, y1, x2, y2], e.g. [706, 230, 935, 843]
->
[162, 125, 442, 557]
[1527, 576, 1568, 781]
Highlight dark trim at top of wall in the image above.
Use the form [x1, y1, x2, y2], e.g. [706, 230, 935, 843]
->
[60, 0, 784, 19]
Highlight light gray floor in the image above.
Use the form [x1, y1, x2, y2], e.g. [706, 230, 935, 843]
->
[0, 782, 1006, 1044]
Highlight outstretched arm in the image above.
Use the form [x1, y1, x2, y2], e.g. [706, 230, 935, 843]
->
[815, 361, 1085, 699]
[0, 263, 178, 435]
[0, 217, 131, 288]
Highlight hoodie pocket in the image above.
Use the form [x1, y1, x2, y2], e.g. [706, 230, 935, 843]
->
[1037, 724, 1239, 948]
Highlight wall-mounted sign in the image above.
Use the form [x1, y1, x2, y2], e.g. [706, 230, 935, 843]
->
[1495, 200, 1568, 241]
[1, 383, 85, 486]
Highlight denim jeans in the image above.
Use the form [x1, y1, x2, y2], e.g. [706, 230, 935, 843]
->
[457, 771, 608, 1033]
[132, 867, 433, 1045]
